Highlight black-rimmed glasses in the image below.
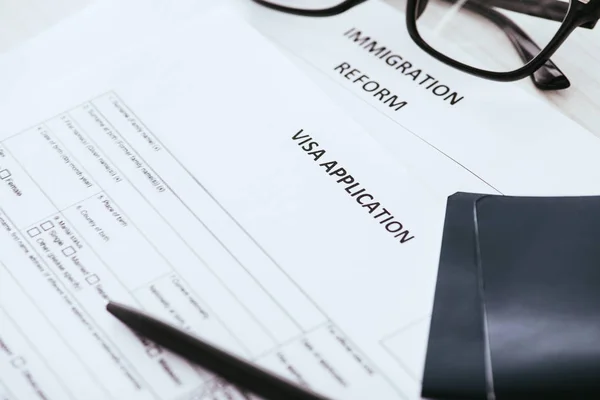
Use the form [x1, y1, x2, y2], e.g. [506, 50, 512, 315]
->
[252, 0, 600, 90]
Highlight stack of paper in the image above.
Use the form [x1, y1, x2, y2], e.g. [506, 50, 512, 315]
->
[1, 1, 600, 400]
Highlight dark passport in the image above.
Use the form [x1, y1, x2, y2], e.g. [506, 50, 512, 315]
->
[422, 193, 600, 400]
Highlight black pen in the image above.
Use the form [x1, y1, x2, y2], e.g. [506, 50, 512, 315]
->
[106, 301, 332, 400]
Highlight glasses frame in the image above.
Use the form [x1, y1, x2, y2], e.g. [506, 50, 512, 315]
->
[407, 0, 600, 83]
[252, 0, 600, 87]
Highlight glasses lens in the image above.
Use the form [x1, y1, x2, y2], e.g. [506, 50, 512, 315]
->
[261, 0, 347, 10]
[415, 0, 571, 73]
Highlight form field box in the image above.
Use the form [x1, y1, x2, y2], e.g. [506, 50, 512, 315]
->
[0, 169, 11, 180]
[86, 274, 100, 285]
[62, 246, 76, 257]
[5, 126, 98, 211]
[27, 227, 41, 238]
[41, 221, 54, 231]
[381, 318, 430, 381]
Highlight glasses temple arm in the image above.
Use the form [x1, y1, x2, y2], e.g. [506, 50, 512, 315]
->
[442, 0, 570, 90]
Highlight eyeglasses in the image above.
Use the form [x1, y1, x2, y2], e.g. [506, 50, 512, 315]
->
[251, 0, 600, 90]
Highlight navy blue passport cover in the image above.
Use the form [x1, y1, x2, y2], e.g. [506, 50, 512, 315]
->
[423, 193, 600, 400]
[475, 195, 600, 399]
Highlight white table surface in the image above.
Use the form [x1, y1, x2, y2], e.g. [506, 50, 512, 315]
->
[1, 0, 599, 136]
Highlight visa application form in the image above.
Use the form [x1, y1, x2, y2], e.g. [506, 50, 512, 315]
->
[0, 6, 444, 400]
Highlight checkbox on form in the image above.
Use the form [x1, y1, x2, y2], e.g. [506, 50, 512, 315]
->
[62, 246, 76, 257]
[0, 169, 10, 180]
[86, 274, 100, 285]
[27, 227, 41, 238]
[41, 221, 54, 231]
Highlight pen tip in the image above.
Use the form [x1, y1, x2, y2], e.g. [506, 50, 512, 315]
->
[106, 302, 144, 326]
[106, 301, 117, 313]
[106, 301, 128, 319]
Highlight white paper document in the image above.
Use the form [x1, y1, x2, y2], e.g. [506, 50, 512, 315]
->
[237, 0, 600, 197]
[0, 7, 446, 400]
